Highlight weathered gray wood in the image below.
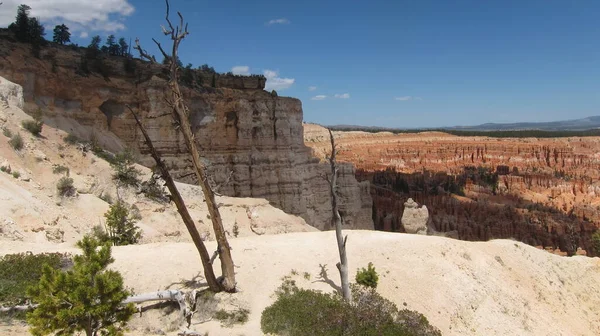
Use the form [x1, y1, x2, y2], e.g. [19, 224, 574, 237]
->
[0, 303, 38, 312]
[327, 129, 352, 302]
[134, 0, 236, 293]
[128, 105, 221, 292]
[3, 289, 195, 316]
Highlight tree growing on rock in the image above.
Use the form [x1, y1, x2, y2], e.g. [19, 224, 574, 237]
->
[118, 37, 129, 56]
[10, 4, 32, 42]
[52, 24, 71, 45]
[111, 149, 142, 187]
[9, 4, 45, 46]
[133, 0, 237, 292]
[26, 236, 136, 336]
[101, 200, 142, 246]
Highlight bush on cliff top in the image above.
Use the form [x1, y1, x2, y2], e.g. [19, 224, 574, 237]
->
[261, 279, 441, 336]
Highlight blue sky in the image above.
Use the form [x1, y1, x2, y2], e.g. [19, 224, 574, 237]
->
[2, 0, 600, 128]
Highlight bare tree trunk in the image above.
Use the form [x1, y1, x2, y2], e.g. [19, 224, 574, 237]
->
[128, 106, 221, 292]
[134, 0, 236, 292]
[3, 290, 192, 315]
[327, 129, 351, 301]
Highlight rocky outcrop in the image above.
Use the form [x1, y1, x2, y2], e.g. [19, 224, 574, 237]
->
[0, 38, 372, 230]
[401, 198, 428, 234]
[0, 76, 24, 110]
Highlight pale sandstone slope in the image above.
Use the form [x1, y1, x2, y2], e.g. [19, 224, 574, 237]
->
[0, 76, 316, 244]
[1, 231, 599, 336]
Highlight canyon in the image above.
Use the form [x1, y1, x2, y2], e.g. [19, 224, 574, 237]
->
[0, 36, 372, 231]
[304, 123, 600, 255]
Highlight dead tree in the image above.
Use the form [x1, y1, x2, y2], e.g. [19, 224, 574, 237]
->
[128, 106, 220, 292]
[134, 0, 236, 292]
[326, 129, 351, 301]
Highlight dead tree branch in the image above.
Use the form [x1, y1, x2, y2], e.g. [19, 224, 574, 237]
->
[133, 38, 156, 63]
[156, 0, 236, 292]
[128, 105, 221, 292]
[327, 128, 351, 301]
[132, 0, 236, 293]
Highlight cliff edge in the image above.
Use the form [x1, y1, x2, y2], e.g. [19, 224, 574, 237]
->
[0, 37, 372, 230]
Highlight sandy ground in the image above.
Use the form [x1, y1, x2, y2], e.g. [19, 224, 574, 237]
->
[1, 231, 599, 336]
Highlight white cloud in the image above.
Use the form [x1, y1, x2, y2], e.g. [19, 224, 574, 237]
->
[311, 95, 327, 101]
[395, 96, 422, 101]
[264, 69, 295, 91]
[0, 0, 135, 33]
[308, 86, 317, 91]
[231, 65, 250, 75]
[334, 93, 350, 99]
[79, 31, 89, 38]
[266, 18, 290, 25]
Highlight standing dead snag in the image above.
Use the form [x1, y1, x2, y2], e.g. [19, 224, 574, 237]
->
[128, 106, 220, 293]
[327, 129, 352, 301]
[134, 0, 236, 292]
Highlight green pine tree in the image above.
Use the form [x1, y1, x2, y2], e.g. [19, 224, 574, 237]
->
[52, 24, 71, 45]
[11, 4, 31, 42]
[110, 149, 141, 187]
[26, 236, 136, 336]
[118, 37, 129, 56]
[103, 201, 142, 246]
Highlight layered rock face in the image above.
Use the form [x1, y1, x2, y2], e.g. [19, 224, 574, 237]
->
[0, 38, 372, 230]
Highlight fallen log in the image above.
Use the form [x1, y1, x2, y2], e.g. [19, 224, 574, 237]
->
[2, 289, 195, 317]
[0, 303, 38, 313]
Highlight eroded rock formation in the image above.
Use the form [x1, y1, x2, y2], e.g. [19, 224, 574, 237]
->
[401, 198, 428, 234]
[304, 123, 600, 255]
[0, 38, 372, 230]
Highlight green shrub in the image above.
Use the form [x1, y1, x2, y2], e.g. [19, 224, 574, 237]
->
[63, 133, 80, 144]
[52, 164, 70, 175]
[214, 308, 250, 327]
[0, 252, 68, 308]
[90, 224, 110, 244]
[591, 231, 600, 257]
[77, 56, 90, 76]
[262, 285, 345, 336]
[92, 57, 111, 78]
[9, 133, 23, 151]
[12, 171, 20, 179]
[92, 147, 117, 165]
[26, 236, 136, 336]
[261, 281, 441, 336]
[101, 201, 142, 246]
[110, 149, 141, 187]
[2, 127, 12, 138]
[56, 176, 76, 197]
[22, 120, 43, 136]
[22, 109, 44, 136]
[356, 262, 379, 289]
[123, 57, 137, 75]
[140, 175, 169, 203]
